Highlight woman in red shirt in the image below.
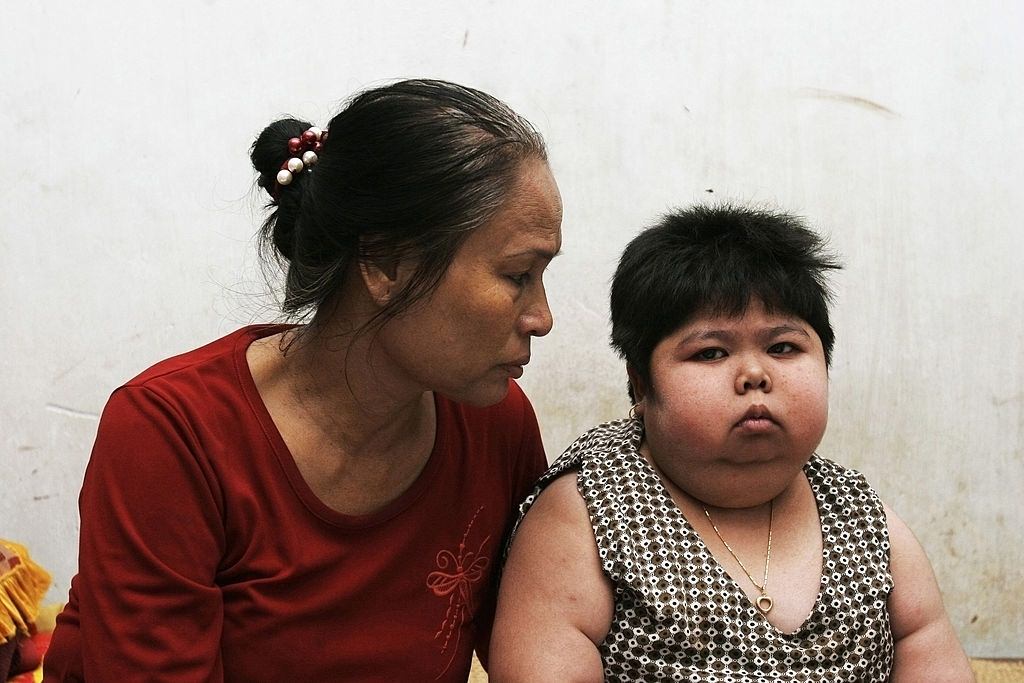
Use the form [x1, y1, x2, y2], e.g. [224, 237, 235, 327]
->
[44, 79, 561, 682]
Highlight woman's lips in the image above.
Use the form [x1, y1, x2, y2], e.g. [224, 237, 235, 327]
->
[501, 356, 530, 379]
[503, 364, 525, 379]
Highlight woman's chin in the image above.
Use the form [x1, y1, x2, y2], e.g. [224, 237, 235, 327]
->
[439, 377, 512, 408]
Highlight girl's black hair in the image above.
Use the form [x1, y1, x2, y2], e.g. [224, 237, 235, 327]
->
[610, 204, 842, 401]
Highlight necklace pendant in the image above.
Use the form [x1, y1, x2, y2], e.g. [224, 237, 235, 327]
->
[756, 594, 774, 613]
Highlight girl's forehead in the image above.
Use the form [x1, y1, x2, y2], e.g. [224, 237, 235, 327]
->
[685, 299, 806, 327]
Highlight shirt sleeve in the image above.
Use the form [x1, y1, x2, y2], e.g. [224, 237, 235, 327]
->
[473, 381, 548, 669]
[54, 385, 227, 681]
[510, 382, 549, 497]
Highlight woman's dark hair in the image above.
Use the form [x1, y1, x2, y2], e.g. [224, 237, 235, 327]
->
[250, 79, 547, 334]
[610, 204, 842, 402]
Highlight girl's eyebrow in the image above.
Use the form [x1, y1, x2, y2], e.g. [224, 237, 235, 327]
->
[760, 324, 810, 342]
[677, 329, 738, 346]
[677, 324, 810, 347]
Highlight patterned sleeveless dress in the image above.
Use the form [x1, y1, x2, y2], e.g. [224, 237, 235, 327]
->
[511, 418, 895, 682]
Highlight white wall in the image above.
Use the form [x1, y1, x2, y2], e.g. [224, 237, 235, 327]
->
[2, 0, 1021, 657]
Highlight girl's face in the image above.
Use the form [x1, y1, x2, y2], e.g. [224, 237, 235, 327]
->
[375, 158, 563, 407]
[637, 299, 829, 508]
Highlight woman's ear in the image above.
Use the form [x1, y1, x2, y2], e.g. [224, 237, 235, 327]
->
[358, 260, 400, 307]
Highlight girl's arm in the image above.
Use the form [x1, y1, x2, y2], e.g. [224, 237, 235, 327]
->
[886, 502, 975, 682]
[489, 473, 613, 683]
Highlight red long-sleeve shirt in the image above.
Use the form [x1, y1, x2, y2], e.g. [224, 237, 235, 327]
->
[44, 325, 547, 681]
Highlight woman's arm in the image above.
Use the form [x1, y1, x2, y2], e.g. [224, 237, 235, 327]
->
[489, 473, 614, 683]
[886, 502, 975, 682]
[45, 386, 226, 681]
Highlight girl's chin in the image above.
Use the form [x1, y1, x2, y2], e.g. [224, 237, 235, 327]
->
[678, 463, 807, 509]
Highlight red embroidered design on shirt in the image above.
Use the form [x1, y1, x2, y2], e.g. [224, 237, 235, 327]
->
[427, 505, 490, 679]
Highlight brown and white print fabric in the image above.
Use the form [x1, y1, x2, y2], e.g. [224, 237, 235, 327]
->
[509, 418, 894, 682]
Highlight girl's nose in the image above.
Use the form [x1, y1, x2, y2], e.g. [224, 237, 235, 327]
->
[735, 362, 772, 394]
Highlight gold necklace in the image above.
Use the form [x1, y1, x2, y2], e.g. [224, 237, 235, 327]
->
[702, 499, 775, 613]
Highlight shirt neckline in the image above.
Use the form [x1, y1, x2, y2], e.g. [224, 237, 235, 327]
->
[233, 324, 449, 531]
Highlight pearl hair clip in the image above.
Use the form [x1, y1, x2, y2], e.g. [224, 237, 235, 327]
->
[275, 127, 327, 188]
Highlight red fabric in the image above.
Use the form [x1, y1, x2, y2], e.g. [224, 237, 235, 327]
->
[0, 639, 15, 681]
[43, 325, 547, 682]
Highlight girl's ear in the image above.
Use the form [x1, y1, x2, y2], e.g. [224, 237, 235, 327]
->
[626, 363, 648, 416]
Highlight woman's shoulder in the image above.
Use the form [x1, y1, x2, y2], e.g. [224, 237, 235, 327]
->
[123, 325, 287, 390]
[96, 325, 291, 447]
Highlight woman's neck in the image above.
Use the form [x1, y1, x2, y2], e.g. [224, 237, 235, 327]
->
[267, 320, 433, 452]
[247, 315, 440, 515]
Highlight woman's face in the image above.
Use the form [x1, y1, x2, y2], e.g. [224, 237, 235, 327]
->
[638, 299, 829, 507]
[377, 158, 563, 407]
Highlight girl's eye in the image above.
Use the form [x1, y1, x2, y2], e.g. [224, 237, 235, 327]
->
[769, 341, 796, 354]
[696, 348, 726, 361]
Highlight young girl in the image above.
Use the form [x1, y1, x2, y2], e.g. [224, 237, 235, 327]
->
[490, 205, 972, 681]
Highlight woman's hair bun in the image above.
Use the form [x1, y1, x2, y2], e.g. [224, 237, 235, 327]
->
[251, 118, 315, 262]
[250, 118, 315, 198]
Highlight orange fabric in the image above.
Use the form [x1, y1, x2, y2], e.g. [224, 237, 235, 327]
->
[0, 540, 51, 644]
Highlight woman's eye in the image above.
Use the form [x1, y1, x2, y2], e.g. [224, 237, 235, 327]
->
[696, 348, 726, 361]
[769, 341, 796, 354]
[507, 272, 530, 286]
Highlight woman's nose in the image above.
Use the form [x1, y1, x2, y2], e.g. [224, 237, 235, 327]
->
[520, 286, 553, 338]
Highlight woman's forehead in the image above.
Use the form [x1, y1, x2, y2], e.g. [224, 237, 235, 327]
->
[457, 161, 562, 258]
